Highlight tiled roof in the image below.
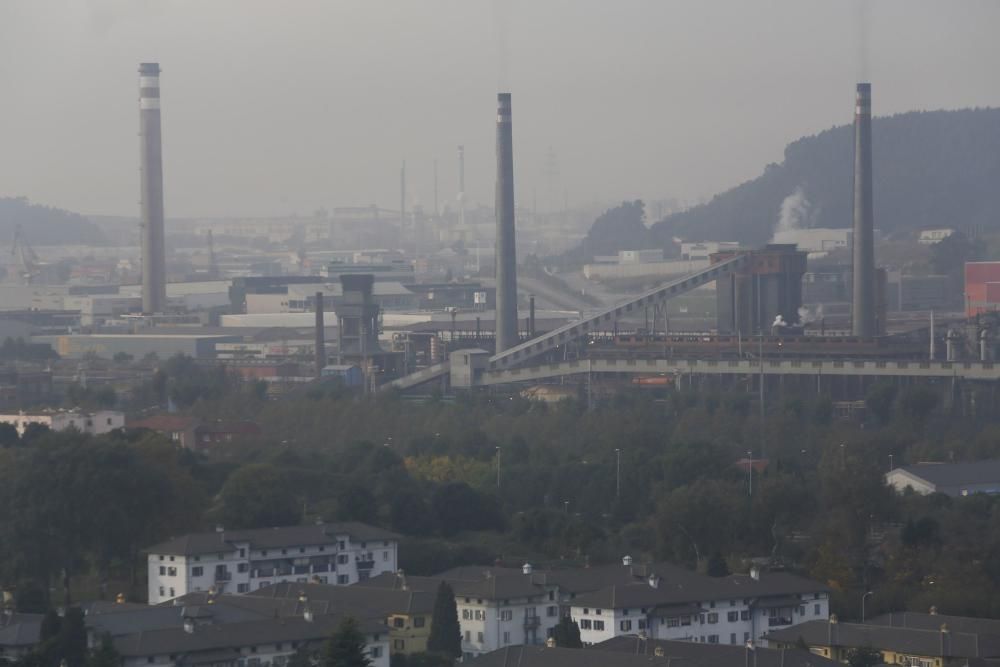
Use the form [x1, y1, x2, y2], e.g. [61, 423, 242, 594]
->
[868, 612, 1000, 638]
[145, 522, 400, 556]
[0, 613, 43, 648]
[247, 582, 434, 616]
[766, 619, 1000, 659]
[893, 461, 1000, 489]
[597, 636, 840, 667]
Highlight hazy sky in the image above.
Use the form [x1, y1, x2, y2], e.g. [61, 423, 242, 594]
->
[1, 0, 998, 219]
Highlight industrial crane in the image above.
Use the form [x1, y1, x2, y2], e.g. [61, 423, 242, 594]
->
[10, 224, 40, 284]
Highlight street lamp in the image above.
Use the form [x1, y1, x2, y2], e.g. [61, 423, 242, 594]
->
[861, 590, 874, 623]
[496, 446, 501, 490]
[747, 450, 753, 497]
[615, 448, 621, 500]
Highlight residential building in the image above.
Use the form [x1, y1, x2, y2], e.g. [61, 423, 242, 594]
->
[0, 409, 124, 437]
[766, 617, 1000, 666]
[0, 612, 43, 663]
[359, 566, 561, 659]
[886, 461, 1000, 497]
[361, 558, 827, 659]
[248, 581, 434, 655]
[467, 640, 837, 667]
[867, 610, 1000, 637]
[129, 415, 262, 451]
[918, 228, 955, 245]
[566, 562, 828, 647]
[145, 522, 400, 605]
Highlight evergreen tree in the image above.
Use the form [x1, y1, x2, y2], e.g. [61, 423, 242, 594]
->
[426, 582, 462, 659]
[86, 634, 122, 667]
[288, 643, 317, 667]
[551, 616, 582, 649]
[323, 617, 371, 667]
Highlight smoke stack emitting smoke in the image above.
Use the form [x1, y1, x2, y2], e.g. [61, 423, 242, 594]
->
[494, 92, 518, 353]
[139, 62, 167, 315]
[851, 82, 876, 337]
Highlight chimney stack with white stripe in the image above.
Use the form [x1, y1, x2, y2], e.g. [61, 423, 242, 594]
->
[494, 93, 518, 353]
[852, 83, 875, 337]
[139, 63, 167, 315]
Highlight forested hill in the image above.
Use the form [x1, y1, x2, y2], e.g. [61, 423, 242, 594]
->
[650, 107, 1000, 246]
[0, 197, 106, 245]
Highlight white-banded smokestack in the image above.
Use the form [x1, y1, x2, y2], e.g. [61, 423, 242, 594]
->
[852, 82, 875, 337]
[139, 63, 167, 315]
[138, 64, 168, 313]
[494, 93, 518, 352]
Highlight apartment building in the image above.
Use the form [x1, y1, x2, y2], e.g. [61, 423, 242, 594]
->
[145, 523, 399, 605]
[0, 409, 124, 437]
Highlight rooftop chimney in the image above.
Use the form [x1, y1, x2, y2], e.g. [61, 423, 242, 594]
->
[139, 63, 167, 315]
[522, 563, 533, 575]
[494, 93, 519, 353]
[622, 555, 633, 566]
[852, 82, 876, 337]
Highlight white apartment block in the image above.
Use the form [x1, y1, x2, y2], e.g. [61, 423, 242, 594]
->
[453, 565, 562, 658]
[0, 409, 125, 437]
[570, 564, 829, 648]
[146, 523, 399, 605]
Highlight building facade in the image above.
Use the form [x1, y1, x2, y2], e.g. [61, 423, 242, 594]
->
[146, 523, 399, 605]
[0, 409, 124, 437]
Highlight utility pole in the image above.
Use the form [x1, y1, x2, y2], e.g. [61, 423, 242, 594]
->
[615, 448, 621, 500]
[496, 446, 501, 490]
[747, 449, 753, 497]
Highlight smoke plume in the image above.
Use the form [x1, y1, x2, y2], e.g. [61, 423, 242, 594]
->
[775, 187, 812, 236]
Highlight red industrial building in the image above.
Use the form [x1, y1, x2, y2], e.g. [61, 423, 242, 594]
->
[965, 262, 1000, 317]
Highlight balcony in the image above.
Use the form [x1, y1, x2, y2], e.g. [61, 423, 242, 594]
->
[768, 616, 793, 627]
[356, 560, 375, 571]
[215, 570, 232, 582]
[254, 568, 276, 578]
[524, 616, 540, 630]
[294, 565, 310, 575]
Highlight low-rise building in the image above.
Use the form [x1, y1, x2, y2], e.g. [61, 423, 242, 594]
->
[886, 460, 1000, 497]
[766, 617, 1000, 665]
[0, 612, 43, 663]
[145, 522, 400, 605]
[0, 409, 124, 437]
[129, 415, 262, 451]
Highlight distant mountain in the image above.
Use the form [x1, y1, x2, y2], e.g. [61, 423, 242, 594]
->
[648, 108, 1000, 247]
[0, 197, 106, 245]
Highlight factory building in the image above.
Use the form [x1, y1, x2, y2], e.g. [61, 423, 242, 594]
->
[714, 245, 808, 334]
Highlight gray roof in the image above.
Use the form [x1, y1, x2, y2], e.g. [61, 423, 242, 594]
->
[246, 581, 435, 616]
[357, 571, 545, 602]
[894, 461, 1000, 489]
[467, 645, 699, 667]
[597, 636, 840, 667]
[113, 613, 386, 658]
[868, 612, 1000, 638]
[766, 620, 1000, 659]
[0, 613, 43, 648]
[145, 522, 400, 556]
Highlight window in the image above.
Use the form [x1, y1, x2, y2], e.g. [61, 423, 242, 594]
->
[167, 567, 177, 577]
[814, 604, 821, 616]
[337, 555, 349, 564]
[394, 640, 405, 651]
[579, 619, 592, 630]
[239, 548, 246, 558]
[727, 611, 738, 622]
[477, 632, 484, 643]
[300, 547, 306, 554]
[393, 618, 405, 628]
[159, 566, 166, 576]
[338, 541, 346, 550]
[281, 549, 288, 555]
[159, 555, 164, 561]
[667, 618, 680, 628]
[370, 647, 382, 658]
[500, 610, 513, 622]
[159, 586, 165, 596]
[319, 546, 326, 552]
[741, 610, 751, 621]
[622, 609, 629, 616]
[462, 610, 471, 620]
[464, 631, 470, 642]
[638, 620, 646, 630]
[707, 613, 718, 624]
[383, 551, 389, 561]
[593, 621, 605, 631]
[583, 608, 589, 615]
[744, 633, 750, 643]
[547, 606, 558, 617]
[169, 556, 175, 562]
[503, 631, 510, 644]
[262, 550, 268, 556]
[681, 616, 692, 627]
[169, 587, 175, 597]
[798, 606, 806, 616]
[595, 609, 602, 616]
[620, 620, 632, 632]
[237, 563, 249, 573]
[337, 575, 348, 584]
[237, 584, 249, 593]
[731, 633, 736, 644]
[708, 635, 719, 644]
[414, 617, 425, 628]
[192, 567, 204, 577]
[710, 601, 716, 608]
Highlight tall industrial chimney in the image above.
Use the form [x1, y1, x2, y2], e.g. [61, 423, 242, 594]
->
[494, 93, 518, 352]
[400, 160, 407, 235]
[457, 145, 466, 229]
[139, 63, 167, 315]
[852, 82, 876, 337]
[315, 291, 327, 378]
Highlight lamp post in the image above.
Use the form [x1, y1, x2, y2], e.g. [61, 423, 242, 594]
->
[615, 448, 621, 500]
[747, 450, 753, 497]
[862, 590, 874, 623]
[496, 446, 501, 490]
